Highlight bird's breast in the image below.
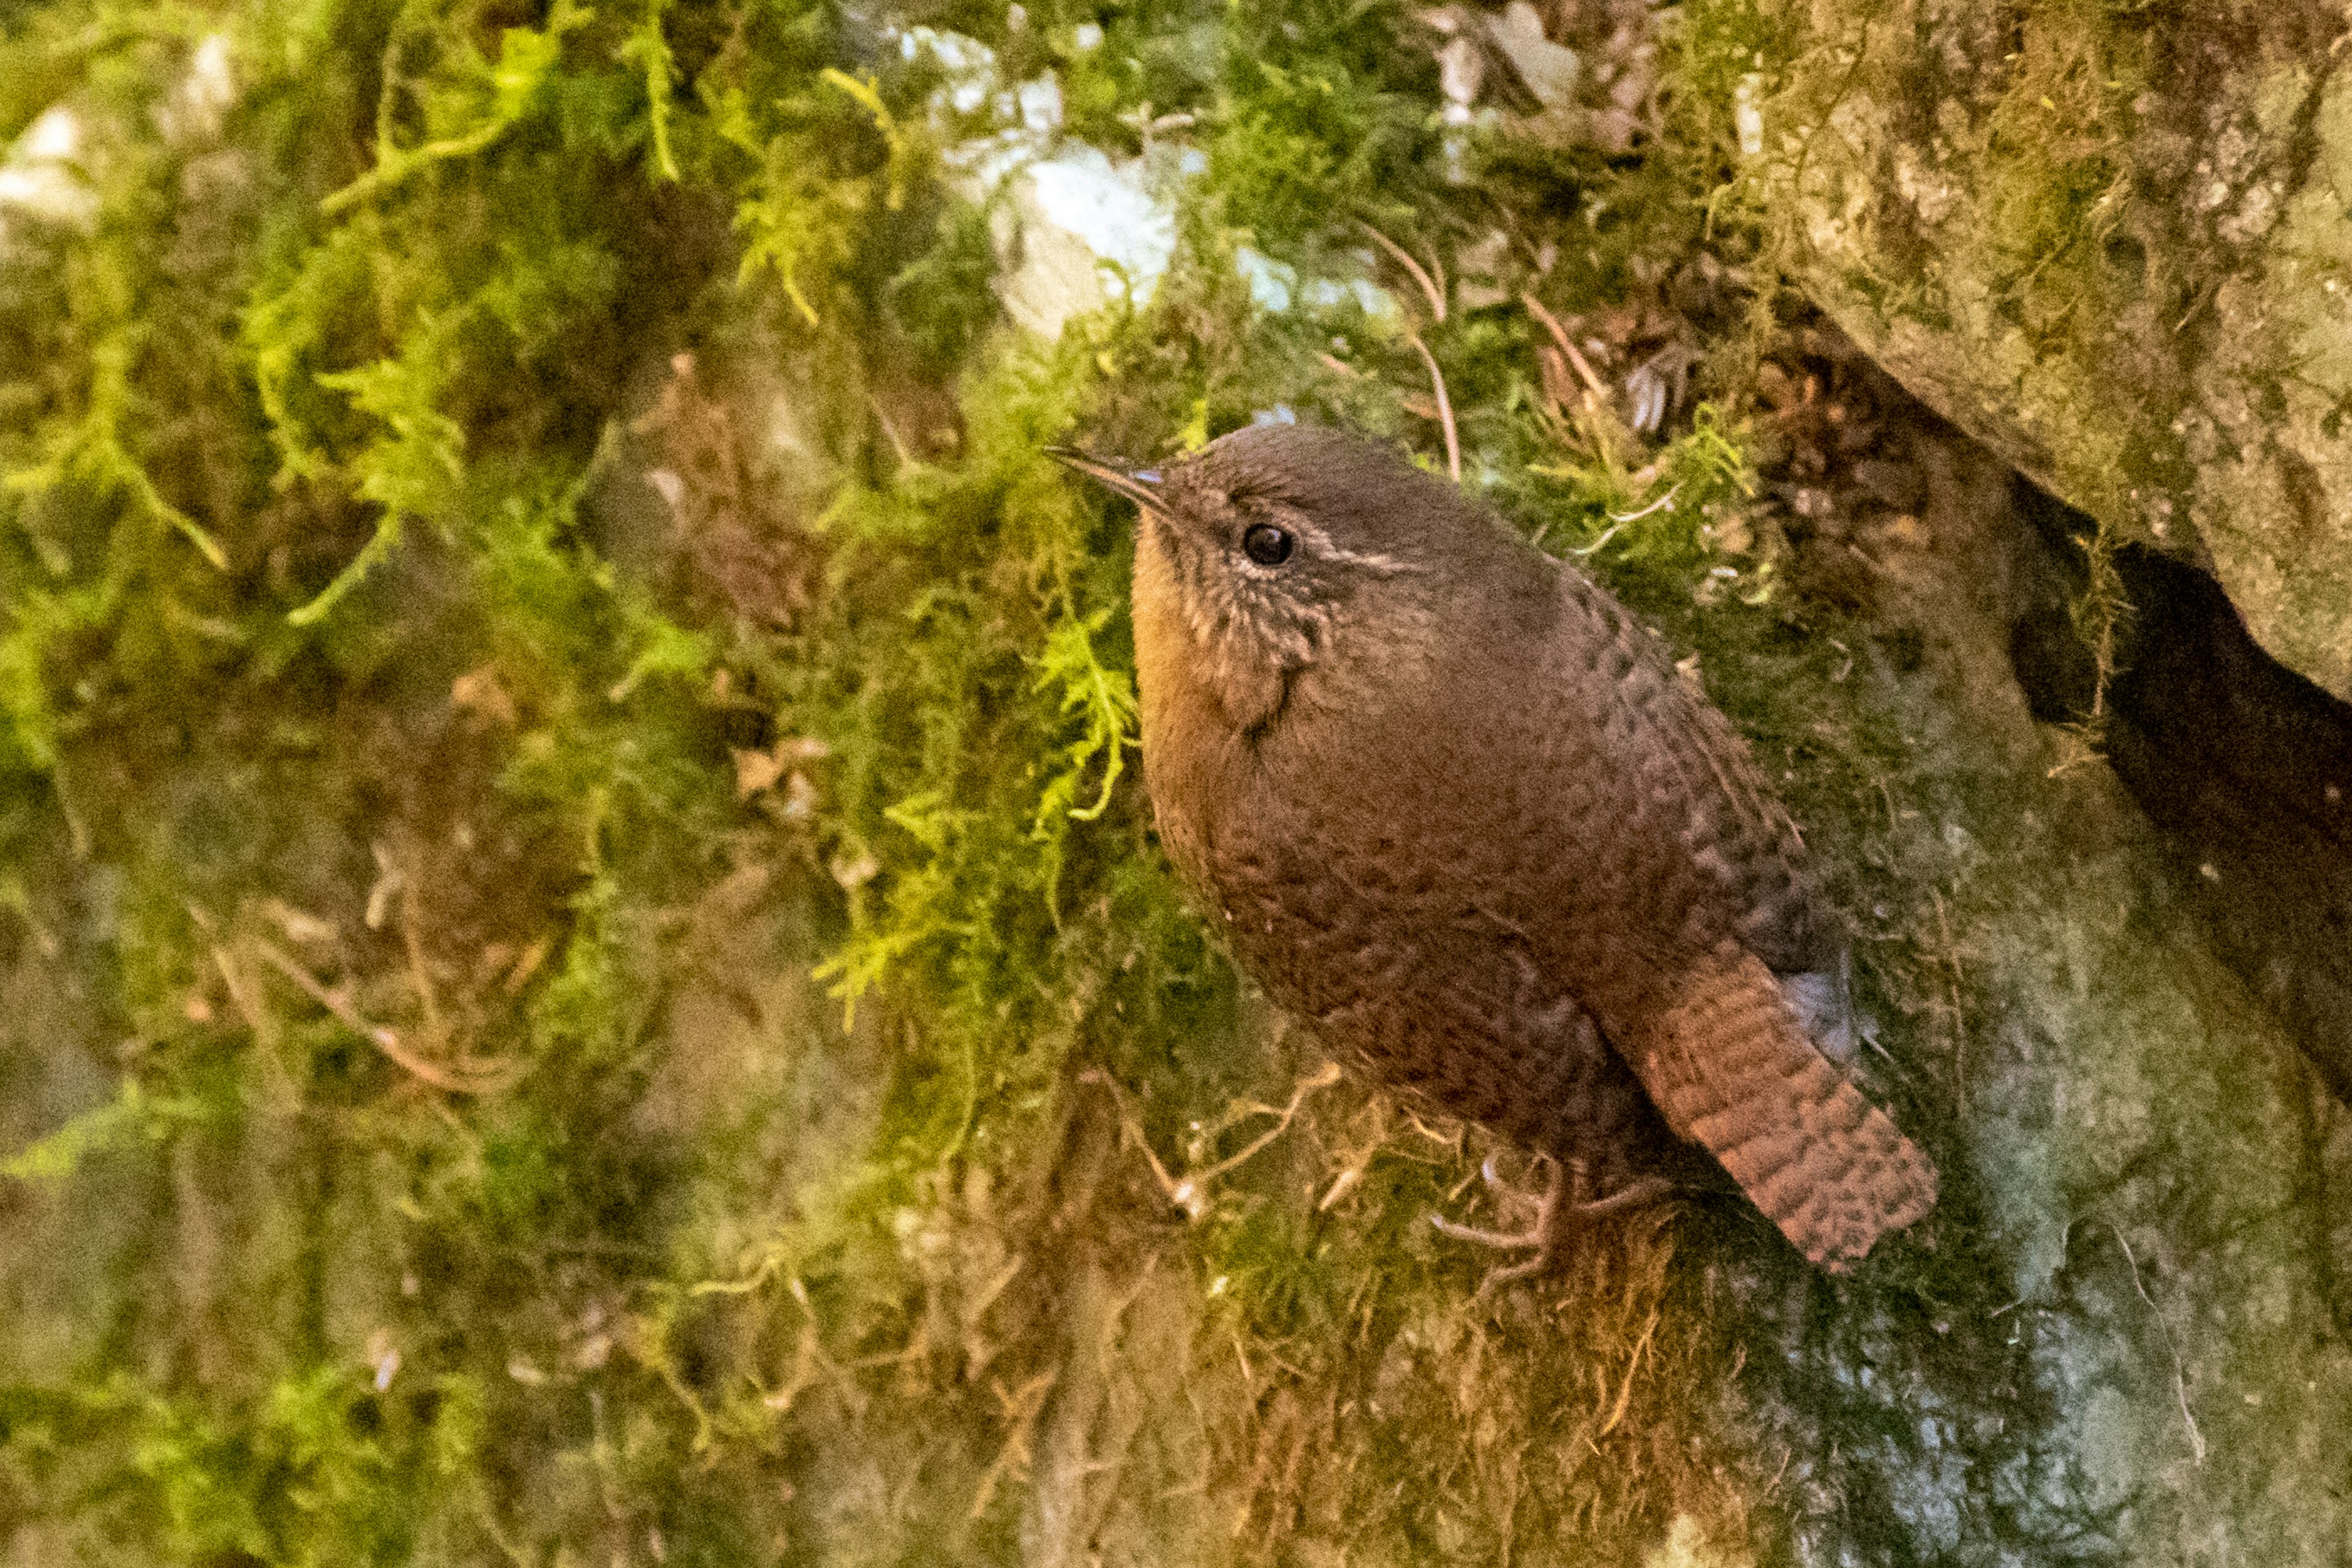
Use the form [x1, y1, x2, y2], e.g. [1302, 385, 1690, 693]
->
[1131, 522, 1250, 900]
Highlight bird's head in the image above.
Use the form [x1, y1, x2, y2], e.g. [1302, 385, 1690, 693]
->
[1051, 424, 1497, 732]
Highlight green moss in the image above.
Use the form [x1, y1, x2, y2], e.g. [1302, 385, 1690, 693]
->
[1206, 0, 1434, 247]
[1975, 14, 2143, 349]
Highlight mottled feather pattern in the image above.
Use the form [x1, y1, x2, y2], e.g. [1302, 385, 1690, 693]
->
[1497, 563, 1934, 1264]
[1555, 570, 1828, 972]
[1218, 829, 1679, 1197]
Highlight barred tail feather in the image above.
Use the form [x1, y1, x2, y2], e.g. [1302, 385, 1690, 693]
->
[1628, 944, 1937, 1270]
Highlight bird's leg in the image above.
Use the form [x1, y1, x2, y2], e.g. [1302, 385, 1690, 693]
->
[1430, 1155, 1676, 1295]
[1428, 1153, 1562, 1251]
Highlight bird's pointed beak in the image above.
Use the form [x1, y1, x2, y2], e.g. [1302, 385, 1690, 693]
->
[1046, 447, 1166, 514]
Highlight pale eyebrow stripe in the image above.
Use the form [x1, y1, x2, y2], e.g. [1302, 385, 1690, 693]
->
[1290, 516, 1422, 576]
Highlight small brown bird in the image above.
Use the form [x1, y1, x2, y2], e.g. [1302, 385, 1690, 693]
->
[1051, 423, 1936, 1275]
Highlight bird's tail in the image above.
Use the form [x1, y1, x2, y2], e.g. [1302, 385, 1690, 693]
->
[1627, 943, 1937, 1270]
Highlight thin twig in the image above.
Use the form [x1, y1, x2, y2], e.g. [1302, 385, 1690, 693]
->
[970, 1368, 1060, 1520]
[212, 946, 270, 1038]
[400, 878, 446, 1048]
[1520, 290, 1576, 357]
[2064, 1215, 2206, 1466]
[1931, 889, 1969, 1113]
[1085, 1069, 1183, 1198]
[1606, 484, 1681, 523]
[1521, 286, 1618, 463]
[1085, 1063, 1341, 1217]
[1359, 221, 1446, 322]
[1520, 292, 1611, 400]
[1534, 346, 1576, 418]
[1186, 1062, 1343, 1187]
[692, 1251, 783, 1298]
[1408, 333, 1461, 483]
[2103, 1218, 2206, 1466]
[1566, 523, 1623, 557]
[869, 394, 913, 469]
[251, 938, 524, 1093]
[1316, 1168, 1360, 1211]
[1560, 338, 1611, 404]
[1597, 1304, 1662, 1437]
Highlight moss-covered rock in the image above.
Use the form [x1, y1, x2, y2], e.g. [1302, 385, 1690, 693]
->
[1738, 0, 2352, 701]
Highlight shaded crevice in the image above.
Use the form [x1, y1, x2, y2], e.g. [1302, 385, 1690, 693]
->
[2005, 480, 2352, 1103]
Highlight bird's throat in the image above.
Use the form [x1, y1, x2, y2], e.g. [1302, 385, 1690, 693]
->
[1131, 519, 1289, 738]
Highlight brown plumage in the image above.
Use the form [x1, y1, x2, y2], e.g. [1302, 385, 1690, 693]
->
[1050, 424, 1936, 1272]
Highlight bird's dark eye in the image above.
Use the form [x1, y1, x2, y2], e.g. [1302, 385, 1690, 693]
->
[1242, 523, 1294, 567]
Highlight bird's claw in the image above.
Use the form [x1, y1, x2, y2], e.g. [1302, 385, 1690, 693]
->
[1429, 1155, 1675, 1297]
[1427, 1215, 1547, 1250]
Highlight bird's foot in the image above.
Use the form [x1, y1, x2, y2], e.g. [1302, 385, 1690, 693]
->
[1430, 1155, 1675, 1297]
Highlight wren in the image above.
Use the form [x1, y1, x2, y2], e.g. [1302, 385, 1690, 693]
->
[1050, 424, 1936, 1275]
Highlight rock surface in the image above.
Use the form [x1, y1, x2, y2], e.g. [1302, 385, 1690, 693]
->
[1743, 0, 2352, 701]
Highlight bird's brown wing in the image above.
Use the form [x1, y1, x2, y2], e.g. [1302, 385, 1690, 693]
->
[1532, 568, 1936, 1265]
[1617, 940, 1937, 1268]
[1557, 570, 1833, 972]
